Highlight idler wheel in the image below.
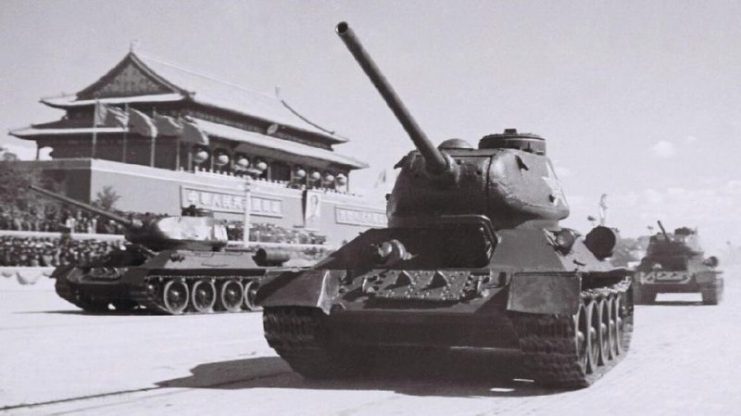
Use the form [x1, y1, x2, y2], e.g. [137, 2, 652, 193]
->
[243, 280, 263, 311]
[191, 279, 217, 313]
[597, 298, 611, 365]
[586, 300, 600, 374]
[219, 280, 244, 312]
[574, 303, 589, 374]
[162, 279, 190, 315]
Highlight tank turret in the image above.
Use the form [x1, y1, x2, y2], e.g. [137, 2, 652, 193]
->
[29, 185, 227, 251]
[336, 22, 569, 230]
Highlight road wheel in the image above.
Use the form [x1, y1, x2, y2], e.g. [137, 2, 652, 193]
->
[586, 300, 600, 374]
[162, 279, 189, 315]
[597, 298, 611, 365]
[243, 280, 263, 311]
[219, 280, 244, 312]
[575, 303, 589, 374]
[607, 296, 618, 359]
[191, 279, 216, 313]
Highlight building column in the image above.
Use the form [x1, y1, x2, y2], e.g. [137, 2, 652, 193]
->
[242, 177, 252, 245]
[175, 137, 181, 170]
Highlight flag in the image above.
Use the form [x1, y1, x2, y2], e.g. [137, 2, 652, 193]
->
[153, 114, 182, 136]
[93, 101, 107, 126]
[105, 106, 128, 127]
[180, 120, 210, 145]
[94, 102, 128, 127]
[127, 108, 157, 138]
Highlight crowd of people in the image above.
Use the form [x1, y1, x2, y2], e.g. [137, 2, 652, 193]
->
[0, 206, 128, 234]
[0, 235, 121, 267]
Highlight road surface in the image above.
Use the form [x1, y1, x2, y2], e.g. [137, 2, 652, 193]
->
[1, 267, 739, 415]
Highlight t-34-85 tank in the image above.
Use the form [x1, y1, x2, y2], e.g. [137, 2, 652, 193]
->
[257, 22, 634, 388]
[633, 221, 723, 305]
[31, 185, 292, 315]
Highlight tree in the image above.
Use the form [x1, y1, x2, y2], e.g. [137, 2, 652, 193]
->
[93, 186, 121, 211]
[0, 160, 39, 207]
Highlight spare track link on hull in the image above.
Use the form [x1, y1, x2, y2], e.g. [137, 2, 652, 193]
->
[512, 278, 633, 389]
[129, 274, 263, 315]
[263, 307, 366, 379]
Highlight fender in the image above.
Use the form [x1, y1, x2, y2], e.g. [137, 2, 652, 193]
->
[507, 273, 581, 315]
[256, 269, 340, 314]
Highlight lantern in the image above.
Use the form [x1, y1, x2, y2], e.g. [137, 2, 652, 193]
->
[215, 153, 230, 167]
[294, 168, 306, 179]
[310, 171, 321, 181]
[256, 160, 268, 171]
[336, 173, 347, 185]
[324, 173, 335, 183]
[193, 149, 209, 164]
[236, 157, 250, 169]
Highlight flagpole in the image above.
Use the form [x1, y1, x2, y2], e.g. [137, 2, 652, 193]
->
[243, 176, 252, 246]
[122, 103, 128, 163]
[150, 108, 157, 167]
[92, 99, 98, 159]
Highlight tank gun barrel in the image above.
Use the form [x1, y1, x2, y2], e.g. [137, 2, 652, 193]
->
[336, 22, 448, 175]
[657, 220, 670, 242]
[29, 185, 142, 229]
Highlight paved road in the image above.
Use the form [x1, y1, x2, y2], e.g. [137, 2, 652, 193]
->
[1, 267, 739, 416]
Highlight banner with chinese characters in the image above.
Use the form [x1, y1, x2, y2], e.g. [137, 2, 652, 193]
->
[335, 206, 386, 227]
[181, 187, 283, 217]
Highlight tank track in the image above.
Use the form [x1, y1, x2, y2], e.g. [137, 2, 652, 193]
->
[263, 307, 368, 378]
[129, 274, 264, 315]
[701, 278, 723, 305]
[511, 278, 633, 388]
[54, 278, 110, 312]
[265, 279, 633, 388]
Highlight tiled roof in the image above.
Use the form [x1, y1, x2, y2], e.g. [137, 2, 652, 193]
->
[10, 126, 126, 137]
[133, 53, 348, 143]
[192, 118, 366, 169]
[42, 93, 184, 108]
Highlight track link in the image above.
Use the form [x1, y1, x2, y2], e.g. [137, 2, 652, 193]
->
[512, 278, 633, 388]
[263, 307, 365, 378]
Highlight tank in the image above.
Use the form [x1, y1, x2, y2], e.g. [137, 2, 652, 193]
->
[30, 185, 295, 315]
[256, 22, 634, 388]
[633, 221, 723, 305]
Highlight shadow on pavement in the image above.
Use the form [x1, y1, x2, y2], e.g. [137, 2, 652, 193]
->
[15, 309, 157, 316]
[638, 301, 705, 307]
[157, 351, 564, 398]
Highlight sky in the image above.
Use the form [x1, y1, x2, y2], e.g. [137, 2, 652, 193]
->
[1, 0, 740, 253]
